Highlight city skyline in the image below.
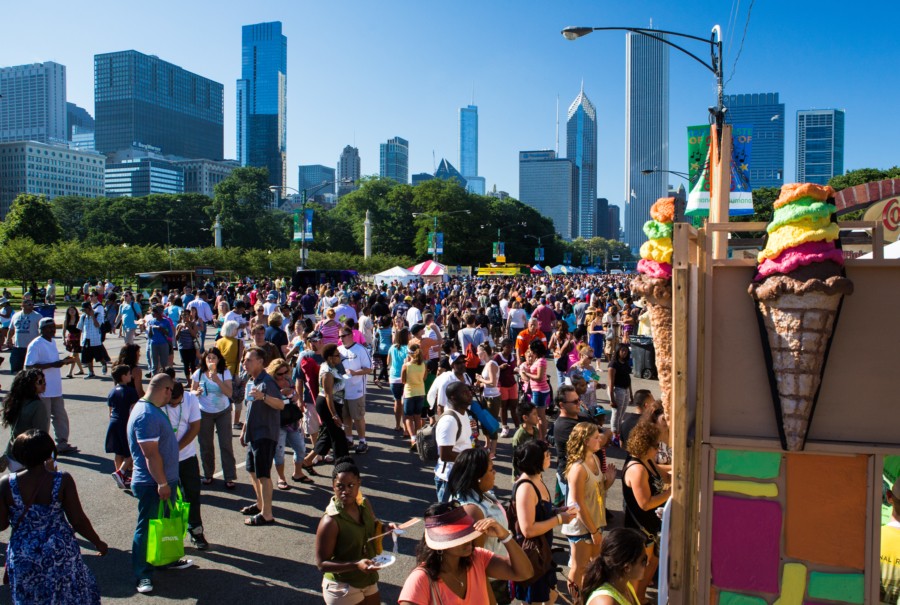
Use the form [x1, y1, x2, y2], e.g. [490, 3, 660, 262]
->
[566, 84, 597, 238]
[2, 1, 896, 218]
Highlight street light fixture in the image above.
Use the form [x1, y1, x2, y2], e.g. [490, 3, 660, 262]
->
[271, 179, 351, 270]
[412, 210, 472, 263]
[641, 168, 691, 182]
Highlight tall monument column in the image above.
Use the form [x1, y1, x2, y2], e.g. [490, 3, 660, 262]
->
[364, 210, 372, 259]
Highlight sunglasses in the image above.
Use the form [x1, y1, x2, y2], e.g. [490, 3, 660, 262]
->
[276, 371, 289, 377]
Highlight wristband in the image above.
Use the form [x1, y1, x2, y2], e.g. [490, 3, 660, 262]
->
[556, 514, 563, 525]
[500, 533, 514, 544]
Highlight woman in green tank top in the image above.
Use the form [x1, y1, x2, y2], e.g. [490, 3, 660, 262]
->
[581, 528, 648, 605]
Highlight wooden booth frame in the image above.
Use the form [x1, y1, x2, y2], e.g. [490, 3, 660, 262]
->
[667, 220, 900, 604]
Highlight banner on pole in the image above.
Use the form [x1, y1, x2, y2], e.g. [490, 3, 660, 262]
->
[303, 209, 314, 242]
[492, 241, 505, 259]
[686, 124, 754, 217]
[581, 254, 589, 266]
[535, 248, 544, 262]
[292, 211, 302, 242]
[563, 252, 572, 265]
[428, 232, 444, 254]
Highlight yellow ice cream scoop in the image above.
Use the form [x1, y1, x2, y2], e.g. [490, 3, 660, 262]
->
[758, 219, 839, 262]
[640, 237, 673, 264]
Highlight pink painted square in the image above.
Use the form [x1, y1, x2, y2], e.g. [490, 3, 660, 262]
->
[711, 495, 782, 593]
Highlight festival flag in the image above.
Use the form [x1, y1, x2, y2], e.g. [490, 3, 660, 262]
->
[686, 124, 754, 217]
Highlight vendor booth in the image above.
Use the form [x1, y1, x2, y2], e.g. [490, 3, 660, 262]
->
[373, 266, 417, 286]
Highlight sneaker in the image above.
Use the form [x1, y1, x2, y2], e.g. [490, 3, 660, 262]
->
[111, 470, 127, 489]
[355, 441, 369, 454]
[56, 444, 79, 455]
[499, 426, 510, 438]
[136, 579, 153, 594]
[409, 441, 418, 452]
[84, 372, 95, 380]
[323, 454, 334, 464]
[101, 362, 108, 375]
[190, 529, 209, 551]
[165, 558, 194, 570]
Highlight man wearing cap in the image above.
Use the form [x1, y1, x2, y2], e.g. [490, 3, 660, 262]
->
[433, 380, 476, 502]
[24, 317, 78, 453]
[883, 479, 900, 602]
[338, 325, 372, 454]
[262, 292, 279, 316]
[429, 353, 473, 416]
[392, 295, 411, 322]
[6, 298, 43, 373]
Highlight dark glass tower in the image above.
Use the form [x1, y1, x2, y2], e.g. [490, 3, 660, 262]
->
[94, 51, 223, 159]
[567, 85, 597, 238]
[726, 93, 785, 189]
[237, 21, 287, 190]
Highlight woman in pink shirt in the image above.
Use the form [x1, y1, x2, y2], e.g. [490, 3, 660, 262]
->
[519, 339, 551, 439]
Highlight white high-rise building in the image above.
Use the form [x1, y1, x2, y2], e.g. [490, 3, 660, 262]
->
[624, 32, 669, 254]
[0, 61, 67, 145]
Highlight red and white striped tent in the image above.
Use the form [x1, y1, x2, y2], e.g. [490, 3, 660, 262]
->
[408, 260, 447, 276]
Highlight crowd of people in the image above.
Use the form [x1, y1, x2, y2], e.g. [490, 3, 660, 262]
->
[0, 271, 677, 603]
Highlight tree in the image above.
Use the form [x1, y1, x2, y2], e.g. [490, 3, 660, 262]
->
[829, 167, 900, 191]
[0, 194, 62, 245]
[0, 238, 50, 291]
[208, 167, 289, 249]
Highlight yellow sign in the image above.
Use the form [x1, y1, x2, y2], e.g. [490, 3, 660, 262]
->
[496, 255, 506, 263]
[863, 197, 900, 242]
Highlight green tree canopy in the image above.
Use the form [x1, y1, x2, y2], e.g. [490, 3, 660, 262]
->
[0, 194, 62, 245]
[829, 167, 900, 191]
[209, 167, 290, 249]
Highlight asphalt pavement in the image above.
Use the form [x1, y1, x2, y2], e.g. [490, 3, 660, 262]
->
[0, 323, 660, 604]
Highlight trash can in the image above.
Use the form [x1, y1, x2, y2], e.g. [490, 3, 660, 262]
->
[629, 335, 657, 380]
[36, 304, 56, 319]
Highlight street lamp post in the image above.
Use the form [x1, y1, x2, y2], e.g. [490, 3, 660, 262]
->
[524, 232, 555, 264]
[271, 179, 349, 270]
[483, 221, 527, 262]
[413, 210, 471, 264]
[563, 23, 732, 258]
[641, 168, 690, 182]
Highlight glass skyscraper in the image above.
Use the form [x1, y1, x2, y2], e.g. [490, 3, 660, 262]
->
[299, 164, 335, 197]
[0, 62, 67, 144]
[519, 150, 578, 240]
[94, 51, 223, 159]
[337, 145, 360, 197]
[726, 93, 785, 189]
[237, 21, 287, 190]
[459, 105, 484, 194]
[380, 136, 408, 184]
[624, 32, 669, 254]
[796, 109, 845, 185]
[567, 85, 597, 239]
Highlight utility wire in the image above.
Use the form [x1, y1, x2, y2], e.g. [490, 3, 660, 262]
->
[725, 0, 755, 86]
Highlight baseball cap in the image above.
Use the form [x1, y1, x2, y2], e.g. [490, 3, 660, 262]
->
[267, 293, 277, 301]
[410, 323, 425, 336]
[39, 318, 55, 329]
[449, 352, 464, 364]
[307, 330, 324, 342]
[405, 295, 413, 302]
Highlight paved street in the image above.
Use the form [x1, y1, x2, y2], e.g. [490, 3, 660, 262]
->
[0, 324, 659, 604]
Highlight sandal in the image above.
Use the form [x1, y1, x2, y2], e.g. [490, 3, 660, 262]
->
[244, 513, 275, 526]
[292, 475, 314, 484]
[239, 504, 260, 515]
[225, 481, 237, 490]
[301, 464, 319, 477]
[232, 423, 243, 430]
[201, 477, 213, 485]
[277, 480, 291, 490]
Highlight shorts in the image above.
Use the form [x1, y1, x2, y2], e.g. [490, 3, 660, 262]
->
[81, 344, 106, 364]
[499, 384, 519, 401]
[322, 578, 378, 605]
[532, 390, 551, 408]
[483, 395, 501, 419]
[566, 533, 593, 543]
[402, 395, 425, 416]
[390, 383, 404, 401]
[246, 438, 276, 479]
[342, 396, 366, 422]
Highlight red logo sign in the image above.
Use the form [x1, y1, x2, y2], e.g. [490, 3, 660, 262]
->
[883, 198, 900, 232]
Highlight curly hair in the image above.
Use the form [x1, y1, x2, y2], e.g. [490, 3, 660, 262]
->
[564, 422, 599, 478]
[117, 343, 141, 369]
[625, 421, 661, 458]
[1, 369, 44, 428]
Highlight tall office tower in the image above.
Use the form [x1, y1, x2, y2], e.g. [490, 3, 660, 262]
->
[518, 150, 578, 240]
[0, 62, 67, 144]
[66, 102, 94, 139]
[299, 164, 336, 198]
[237, 21, 287, 190]
[796, 109, 845, 185]
[380, 136, 408, 184]
[595, 198, 610, 240]
[94, 51, 223, 159]
[726, 93, 785, 189]
[624, 31, 669, 254]
[608, 205, 621, 242]
[459, 105, 485, 194]
[0, 141, 105, 218]
[567, 85, 597, 238]
[336, 145, 361, 197]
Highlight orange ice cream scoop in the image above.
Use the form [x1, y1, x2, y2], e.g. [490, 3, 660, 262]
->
[650, 197, 676, 223]
[773, 183, 835, 209]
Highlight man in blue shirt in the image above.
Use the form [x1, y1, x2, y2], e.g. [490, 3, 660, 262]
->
[128, 373, 192, 594]
[146, 305, 173, 376]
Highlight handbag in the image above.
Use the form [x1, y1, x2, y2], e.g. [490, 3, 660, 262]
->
[506, 480, 553, 587]
[280, 401, 303, 426]
[146, 489, 190, 567]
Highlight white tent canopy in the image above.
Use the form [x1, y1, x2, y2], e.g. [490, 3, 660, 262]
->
[859, 239, 900, 259]
[373, 266, 418, 285]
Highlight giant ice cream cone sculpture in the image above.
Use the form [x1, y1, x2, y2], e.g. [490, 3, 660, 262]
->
[632, 198, 675, 419]
[748, 183, 853, 451]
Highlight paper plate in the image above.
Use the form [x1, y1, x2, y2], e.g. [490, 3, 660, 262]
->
[372, 554, 396, 569]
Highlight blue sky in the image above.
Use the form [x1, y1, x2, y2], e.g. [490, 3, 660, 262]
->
[5, 0, 899, 207]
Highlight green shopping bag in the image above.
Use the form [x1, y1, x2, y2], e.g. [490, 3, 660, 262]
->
[147, 489, 190, 566]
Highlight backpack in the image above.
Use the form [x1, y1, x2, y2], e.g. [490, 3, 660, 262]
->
[461, 329, 480, 369]
[487, 305, 502, 327]
[505, 480, 553, 586]
[416, 410, 463, 464]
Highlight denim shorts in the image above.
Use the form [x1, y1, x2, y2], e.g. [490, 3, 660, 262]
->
[390, 383, 404, 401]
[532, 390, 551, 408]
[566, 533, 593, 543]
[403, 395, 426, 416]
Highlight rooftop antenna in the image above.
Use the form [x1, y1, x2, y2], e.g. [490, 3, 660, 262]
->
[650, 18, 653, 29]
[555, 94, 559, 155]
[432, 150, 436, 173]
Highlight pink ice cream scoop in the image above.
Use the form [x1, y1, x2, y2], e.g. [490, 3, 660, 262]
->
[754, 240, 845, 281]
[637, 259, 673, 280]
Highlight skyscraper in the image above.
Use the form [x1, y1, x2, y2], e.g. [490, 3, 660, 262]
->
[0, 62, 67, 144]
[298, 164, 336, 197]
[567, 85, 597, 239]
[624, 31, 669, 254]
[336, 145, 360, 197]
[595, 198, 609, 240]
[66, 102, 94, 140]
[237, 21, 287, 190]
[94, 51, 223, 159]
[796, 109, 845, 185]
[434, 159, 467, 189]
[608, 205, 621, 242]
[459, 105, 484, 194]
[380, 136, 408, 184]
[726, 93, 785, 189]
[519, 150, 578, 240]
